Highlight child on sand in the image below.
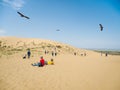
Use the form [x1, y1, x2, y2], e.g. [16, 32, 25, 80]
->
[23, 54, 26, 59]
[47, 59, 54, 65]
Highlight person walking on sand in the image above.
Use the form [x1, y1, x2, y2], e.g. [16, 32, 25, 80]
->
[105, 53, 108, 57]
[55, 52, 57, 56]
[27, 49, 31, 59]
[84, 52, 86, 56]
[101, 51, 102, 56]
[74, 52, 76, 56]
[44, 50, 47, 54]
[52, 51, 54, 56]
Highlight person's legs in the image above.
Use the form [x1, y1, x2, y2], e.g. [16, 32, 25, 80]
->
[38, 62, 41, 67]
[28, 55, 30, 58]
[32, 62, 41, 66]
[31, 63, 37, 66]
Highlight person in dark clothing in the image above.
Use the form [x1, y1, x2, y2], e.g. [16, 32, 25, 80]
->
[45, 50, 47, 54]
[74, 52, 76, 56]
[55, 52, 57, 56]
[52, 51, 54, 56]
[27, 49, 31, 59]
[105, 53, 108, 57]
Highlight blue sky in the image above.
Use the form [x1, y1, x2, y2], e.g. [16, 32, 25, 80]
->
[0, 0, 120, 49]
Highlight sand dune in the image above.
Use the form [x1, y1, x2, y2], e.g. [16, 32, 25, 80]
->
[0, 37, 120, 90]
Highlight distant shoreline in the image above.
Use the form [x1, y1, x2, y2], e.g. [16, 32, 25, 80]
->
[84, 48, 120, 51]
[93, 50, 120, 56]
[82, 48, 120, 56]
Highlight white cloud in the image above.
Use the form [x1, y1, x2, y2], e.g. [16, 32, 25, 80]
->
[3, 0, 25, 10]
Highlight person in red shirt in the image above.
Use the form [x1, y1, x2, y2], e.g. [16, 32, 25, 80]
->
[31, 56, 45, 67]
[39, 56, 45, 67]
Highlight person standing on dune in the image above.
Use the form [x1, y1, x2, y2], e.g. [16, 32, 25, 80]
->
[27, 49, 31, 59]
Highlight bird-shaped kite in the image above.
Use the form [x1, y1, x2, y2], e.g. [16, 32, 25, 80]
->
[99, 24, 103, 31]
[17, 12, 30, 19]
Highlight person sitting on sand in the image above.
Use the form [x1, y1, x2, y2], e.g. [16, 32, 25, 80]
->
[23, 54, 26, 59]
[47, 59, 54, 65]
[40, 56, 45, 67]
[31, 56, 45, 67]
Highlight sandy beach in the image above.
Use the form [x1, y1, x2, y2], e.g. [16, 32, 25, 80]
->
[0, 37, 120, 90]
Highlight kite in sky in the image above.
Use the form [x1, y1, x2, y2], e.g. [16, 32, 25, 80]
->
[56, 29, 60, 31]
[99, 24, 103, 31]
[17, 11, 30, 19]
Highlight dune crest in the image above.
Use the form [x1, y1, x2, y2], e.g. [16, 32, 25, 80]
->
[0, 37, 90, 57]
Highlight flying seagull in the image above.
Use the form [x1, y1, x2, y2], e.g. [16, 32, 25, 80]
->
[17, 12, 30, 19]
[99, 24, 103, 31]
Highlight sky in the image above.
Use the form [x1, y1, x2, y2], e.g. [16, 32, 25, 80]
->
[0, 0, 120, 49]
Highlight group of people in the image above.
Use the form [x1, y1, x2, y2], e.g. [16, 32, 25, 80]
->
[101, 52, 108, 57]
[31, 56, 54, 67]
[23, 49, 31, 59]
[52, 51, 57, 56]
[23, 49, 54, 67]
[44, 50, 57, 56]
[74, 52, 87, 56]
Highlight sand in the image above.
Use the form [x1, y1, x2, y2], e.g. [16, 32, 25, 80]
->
[0, 37, 120, 90]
